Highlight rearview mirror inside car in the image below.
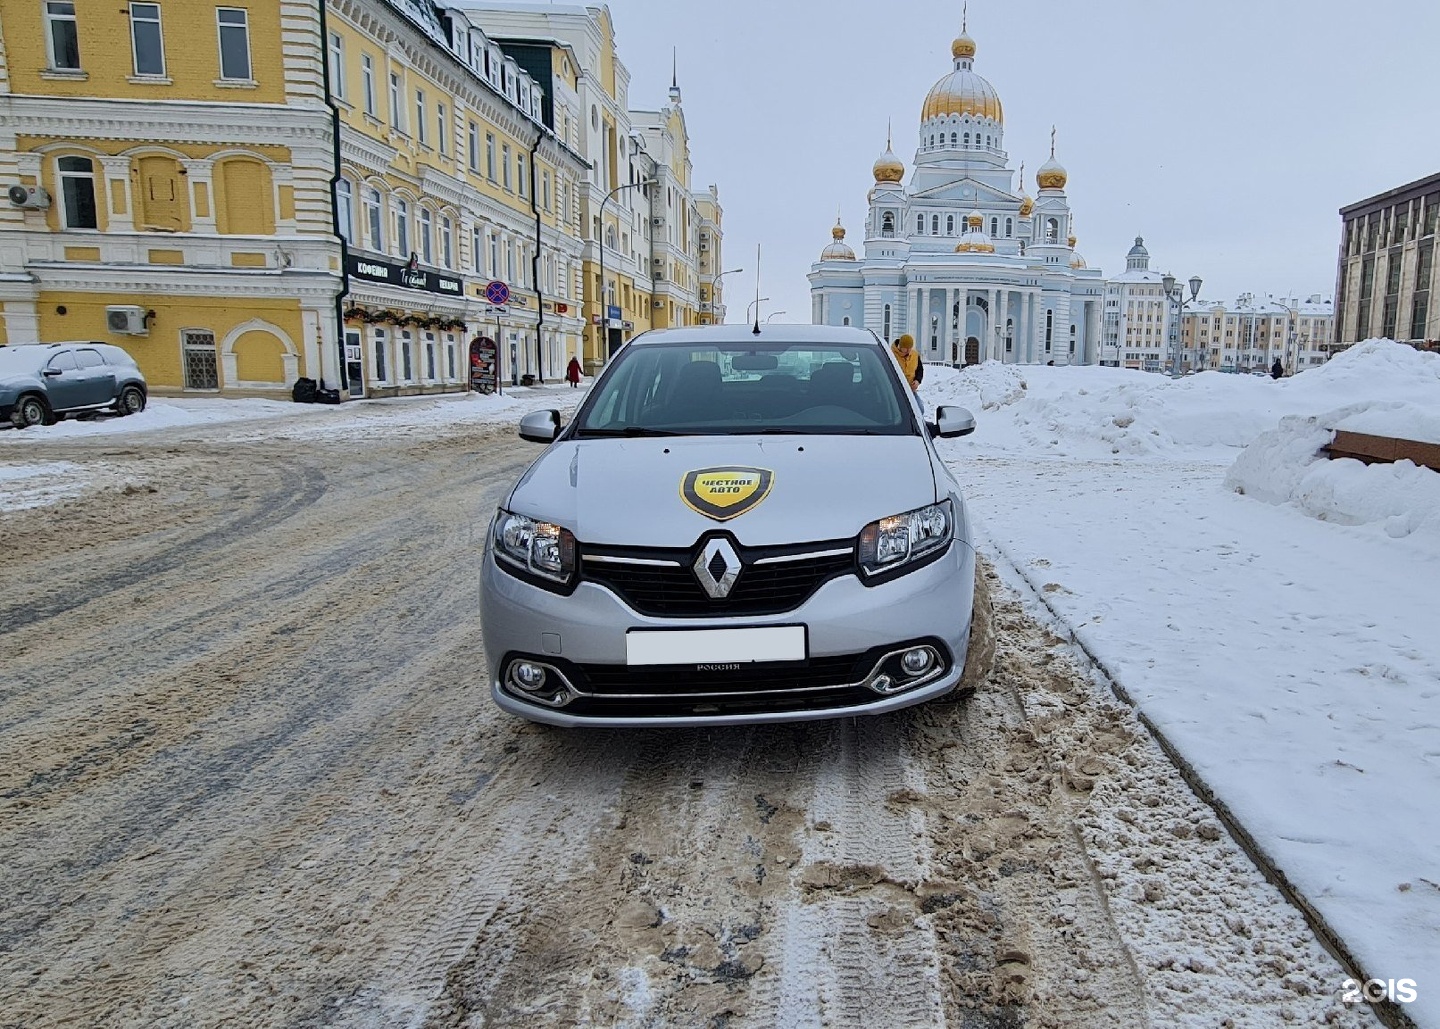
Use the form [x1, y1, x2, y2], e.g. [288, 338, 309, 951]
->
[731, 353, 779, 372]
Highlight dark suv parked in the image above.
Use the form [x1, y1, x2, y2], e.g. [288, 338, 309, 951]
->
[0, 342, 148, 428]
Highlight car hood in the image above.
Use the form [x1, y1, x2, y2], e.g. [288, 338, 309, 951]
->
[506, 435, 940, 547]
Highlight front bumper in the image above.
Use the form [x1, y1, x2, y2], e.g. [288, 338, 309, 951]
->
[481, 534, 977, 727]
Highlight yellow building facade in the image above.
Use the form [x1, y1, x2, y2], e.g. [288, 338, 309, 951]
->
[0, 0, 338, 394]
[327, 0, 588, 395]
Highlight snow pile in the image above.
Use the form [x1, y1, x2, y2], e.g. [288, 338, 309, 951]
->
[1226, 401, 1440, 546]
[928, 339, 1440, 460]
[923, 362, 1029, 411]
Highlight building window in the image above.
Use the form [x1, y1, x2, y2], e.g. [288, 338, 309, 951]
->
[963, 132, 970, 146]
[946, 215, 954, 234]
[441, 215, 453, 269]
[883, 304, 892, 339]
[501, 144, 511, 190]
[542, 170, 551, 211]
[415, 90, 427, 145]
[489, 232, 499, 276]
[916, 214, 924, 234]
[58, 155, 98, 229]
[361, 54, 376, 116]
[1005, 217, 1013, 237]
[990, 217, 999, 236]
[395, 198, 409, 256]
[400, 331, 414, 381]
[216, 8, 251, 81]
[931, 215, 939, 234]
[419, 208, 432, 264]
[363, 186, 383, 249]
[425, 333, 437, 380]
[129, 3, 165, 77]
[436, 103, 447, 156]
[446, 338, 456, 379]
[467, 121, 479, 171]
[471, 225, 482, 273]
[373, 329, 388, 382]
[45, 2, 81, 70]
[389, 72, 402, 131]
[485, 133, 496, 180]
[335, 178, 354, 243]
[327, 31, 344, 98]
[517, 154, 526, 197]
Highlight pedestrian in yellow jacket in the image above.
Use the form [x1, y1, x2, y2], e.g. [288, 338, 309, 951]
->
[892, 334, 923, 391]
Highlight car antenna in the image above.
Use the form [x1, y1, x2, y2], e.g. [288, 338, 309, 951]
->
[752, 243, 762, 335]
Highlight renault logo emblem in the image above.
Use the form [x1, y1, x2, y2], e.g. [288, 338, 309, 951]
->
[693, 537, 741, 599]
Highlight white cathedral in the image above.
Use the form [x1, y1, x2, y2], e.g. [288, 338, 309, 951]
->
[808, 23, 1106, 365]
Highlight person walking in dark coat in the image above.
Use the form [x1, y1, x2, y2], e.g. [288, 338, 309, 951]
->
[1270, 358, 1284, 380]
[566, 356, 583, 387]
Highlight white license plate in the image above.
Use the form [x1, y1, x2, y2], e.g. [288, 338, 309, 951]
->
[625, 625, 807, 666]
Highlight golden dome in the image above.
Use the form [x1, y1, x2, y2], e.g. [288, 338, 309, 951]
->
[821, 218, 856, 261]
[922, 69, 1004, 123]
[1036, 154, 1067, 190]
[1069, 252, 1087, 270]
[951, 33, 976, 59]
[954, 209, 995, 253]
[873, 146, 904, 184]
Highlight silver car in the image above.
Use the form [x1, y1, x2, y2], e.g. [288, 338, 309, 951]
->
[481, 324, 981, 727]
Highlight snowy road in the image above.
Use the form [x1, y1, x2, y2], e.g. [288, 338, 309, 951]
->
[0, 410, 1380, 1027]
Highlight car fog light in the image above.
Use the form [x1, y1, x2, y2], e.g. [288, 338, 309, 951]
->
[513, 662, 548, 691]
[902, 648, 934, 676]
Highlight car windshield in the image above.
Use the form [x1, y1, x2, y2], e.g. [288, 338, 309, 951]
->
[0, 346, 50, 374]
[574, 341, 915, 437]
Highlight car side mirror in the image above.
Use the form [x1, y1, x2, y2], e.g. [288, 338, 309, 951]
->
[43, 368, 63, 377]
[931, 405, 976, 439]
[518, 409, 563, 443]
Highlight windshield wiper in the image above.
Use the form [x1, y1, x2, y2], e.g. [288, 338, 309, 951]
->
[575, 426, 689, 438]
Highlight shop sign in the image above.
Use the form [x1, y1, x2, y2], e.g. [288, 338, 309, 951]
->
[348, 253, 463, 297]
[469, 335, 499, 395]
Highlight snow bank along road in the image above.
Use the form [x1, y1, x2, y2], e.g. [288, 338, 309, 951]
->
[0, 415, 1381, 1027]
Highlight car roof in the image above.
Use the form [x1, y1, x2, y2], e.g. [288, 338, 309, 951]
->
[6, 340, 108, 348]
[627, 324, 882, 348]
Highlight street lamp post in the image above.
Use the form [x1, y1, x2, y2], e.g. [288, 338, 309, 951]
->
[1162, 272, 1204, 374]
[715, 267, 743, 322]
[746, 297, 771, 324]
[597, 179, 653, 364]
[765, 311, 787, 323]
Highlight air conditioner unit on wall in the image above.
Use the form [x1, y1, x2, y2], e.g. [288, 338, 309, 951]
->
[7, 184, 51, 209]
[106, 305, 150, 336]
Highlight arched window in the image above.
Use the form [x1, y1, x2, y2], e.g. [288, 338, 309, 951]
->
[1005, 217, 1013, 238]
[950, 132, 957, 145]
[882, 212, 894, 237]
[364, 186, 383, 249]
[1045, 217, 1059, 242]
[946, 214, 954, 234]
[990, 217, 999, 236]
[963, 132, 970, 146]
[931, 214, 940, 234]
[986, 135, 992, 147]
[395, 197, 409, 256]
[419, 207, 433, 264]
[842, 316, 850, 326]
[916, 214, 924, 234]
[57, 155, 98, 229]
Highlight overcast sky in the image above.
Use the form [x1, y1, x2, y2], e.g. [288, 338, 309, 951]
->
[596, 0, 1440, 324]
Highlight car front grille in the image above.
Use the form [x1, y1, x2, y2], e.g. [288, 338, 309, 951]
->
[581, 537, 856, 617]
[574, 654, 865, 696]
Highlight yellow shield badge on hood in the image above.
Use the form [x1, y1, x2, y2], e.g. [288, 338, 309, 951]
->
[680, 467, 775, 522]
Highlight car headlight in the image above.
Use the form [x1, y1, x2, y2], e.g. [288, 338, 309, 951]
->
[492, 509, 577, 587]
[857, 499, 953, 579]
